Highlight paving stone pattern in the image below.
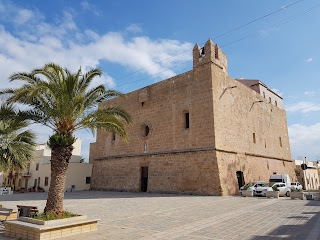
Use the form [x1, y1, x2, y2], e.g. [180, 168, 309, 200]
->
[0, 191, 319, 239]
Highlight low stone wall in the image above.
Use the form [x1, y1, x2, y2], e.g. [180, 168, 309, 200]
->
[5, 218, 98, 240]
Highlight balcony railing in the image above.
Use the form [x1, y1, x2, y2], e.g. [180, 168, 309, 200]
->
[22, 172, 32, 177]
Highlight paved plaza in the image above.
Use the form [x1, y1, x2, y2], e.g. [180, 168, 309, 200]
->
[0, 191, 319, 239]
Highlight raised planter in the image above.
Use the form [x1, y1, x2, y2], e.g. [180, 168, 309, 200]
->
[290, 192, 304, 200]
[5, 215, 99, 240]
[305, 194, 314, 200]
[242, 190, 254, 197]
[266, 191, 279, 198]
[18, 215, 87, 225]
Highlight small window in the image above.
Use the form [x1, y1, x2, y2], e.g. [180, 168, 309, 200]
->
[275, 100, 278, 107]
[185, 112, 190, 129]
[86, 177, 91, 184]
[142, 125, 150, 137]
[269, 97, 271, 103]
[253, 133, 256, 144]
[45, 177, 49, 186]
[279, 137, 282, 147]
[111, 133, 116, 143]
[38, 177, 40, 187]
[263, 92, 266, 98]
[36, 163, 39, 171]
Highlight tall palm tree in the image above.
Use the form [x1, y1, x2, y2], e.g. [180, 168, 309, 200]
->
[0, 104, 36, 172]
[2, 63, 131, 214]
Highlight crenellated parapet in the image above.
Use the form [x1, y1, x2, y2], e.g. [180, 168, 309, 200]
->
[193, 39, 228, 73]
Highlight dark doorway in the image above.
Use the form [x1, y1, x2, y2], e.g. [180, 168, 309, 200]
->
[140, 167, 149, 192]
[236, 171, 245, 189]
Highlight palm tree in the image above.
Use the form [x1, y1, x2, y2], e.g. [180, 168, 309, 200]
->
[2, 63, 131, 215]
[0, 104, 36, 172]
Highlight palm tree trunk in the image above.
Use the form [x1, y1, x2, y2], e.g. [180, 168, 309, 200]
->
[44, 145, 73, 215]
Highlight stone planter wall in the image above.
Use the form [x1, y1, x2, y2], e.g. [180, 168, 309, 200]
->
[305, 194, 314, 200]
[5, 216, 99, 240]
[242, 190, 254, 197]
[290, 192, 304, 200]
[266, 191, 279, 198]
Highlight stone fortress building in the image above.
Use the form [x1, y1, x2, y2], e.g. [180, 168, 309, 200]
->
[90, 39, 296, 195]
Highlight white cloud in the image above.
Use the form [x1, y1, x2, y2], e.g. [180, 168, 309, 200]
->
[126, 24, 143, 34]
[15, 9, 33, 25]
[80, 1, 101, 16]
[289, 123, 320, 160]
[0, 2, 193, 160]
[287, 102, 320, 113]
[306, 58, 313, 63]
[0, 6, 192, 89]
[271, 88, 283, 97]
[304, 91, 316, 96]
[259, 27, 280, 37]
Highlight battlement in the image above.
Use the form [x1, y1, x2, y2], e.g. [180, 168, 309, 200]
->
[193, 39, 228, 73]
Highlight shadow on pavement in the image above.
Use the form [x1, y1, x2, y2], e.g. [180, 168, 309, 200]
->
[0, 190, 213, 202]
[250, 200, 320, 240]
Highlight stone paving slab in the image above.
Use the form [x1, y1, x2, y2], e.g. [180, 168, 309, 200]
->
[0, 191, 319, 239]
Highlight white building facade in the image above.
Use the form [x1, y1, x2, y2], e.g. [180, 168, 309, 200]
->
[2, 139, 92, 192]
[293, 160, 320, 190]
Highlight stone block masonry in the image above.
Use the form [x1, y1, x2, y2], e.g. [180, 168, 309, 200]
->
[90, 38, 295, 195]
[5, 219, 98, 240]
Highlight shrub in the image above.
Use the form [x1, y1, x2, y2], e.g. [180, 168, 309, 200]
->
[31, 211, 78, 221]
[291, 188, 302, 192]
[272, 185, 279, 191]
[243, 183, 253, 190]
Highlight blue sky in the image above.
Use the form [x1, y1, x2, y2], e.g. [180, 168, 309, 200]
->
[0, 0, 319, 161]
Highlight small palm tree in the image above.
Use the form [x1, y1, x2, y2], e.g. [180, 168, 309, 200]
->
[0, 104, 36, 172]
[2, 63, 131, 214]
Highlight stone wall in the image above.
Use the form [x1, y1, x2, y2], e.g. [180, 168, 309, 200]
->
[91, 150, 222, 195]
[90, 39, 295, 196]
[216, 151, 296, 195]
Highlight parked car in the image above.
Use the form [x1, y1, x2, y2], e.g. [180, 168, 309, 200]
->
[269, 174, 291, 188]
[291, 182, 303, 190]
[255, 182, 291, 197]
[239, 181, 268, 195]
[268, 182, 291, 197]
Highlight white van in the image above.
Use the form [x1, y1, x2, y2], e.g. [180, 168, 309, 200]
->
[269, 174, 291, 188]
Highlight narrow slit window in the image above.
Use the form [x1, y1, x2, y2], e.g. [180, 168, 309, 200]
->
[279, 137, 282, 147]
[185, 112, 190, 129]
[263, 92, 266, 98]
[45, 177, 49, 186]
[111, 133, 116, 142]
[275, 100, 278, 107]
[253, 133, 256, 144]
[269, 97, 271, 103]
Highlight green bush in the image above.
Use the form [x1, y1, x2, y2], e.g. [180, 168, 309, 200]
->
[291, 188, 302, 192]
[31, 211, 78, 221]
[272, 185, 279, 191]
[243, 183, 253, 190]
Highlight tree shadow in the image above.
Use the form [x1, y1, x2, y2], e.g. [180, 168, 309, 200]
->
[250, 200, 320, 239]
[0, 190, 213, 202]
